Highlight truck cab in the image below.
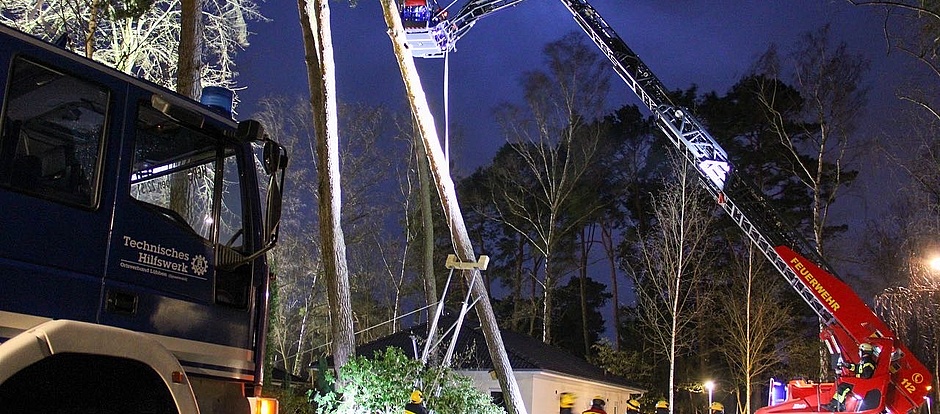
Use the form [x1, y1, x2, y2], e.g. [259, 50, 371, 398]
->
[0, 23, 285, 414]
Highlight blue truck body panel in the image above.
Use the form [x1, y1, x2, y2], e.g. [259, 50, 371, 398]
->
[0, 22, 273, 388]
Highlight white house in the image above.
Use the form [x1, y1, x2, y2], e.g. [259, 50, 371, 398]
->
[358, 315, 646, 413]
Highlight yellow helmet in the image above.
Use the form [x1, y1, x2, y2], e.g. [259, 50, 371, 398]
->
[711, 402, 724, 411]
[593, 396, 606, 407]
[859, 343, 874, 353]
[657, 400, 669, 409]
[410, 389, 423, 404]
[560, 392, 576, 408]
[627, 399, 641, 410]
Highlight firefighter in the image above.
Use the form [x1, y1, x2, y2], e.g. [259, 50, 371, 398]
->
[823, 343, 877, 412]
[710, 402, 725, 414]
[560, 392, 577, 414]
[405, 389, 428, 414]
[583, 395, 607, 414]
[625, 399, 641, 414]
[655, 400, 669, 414]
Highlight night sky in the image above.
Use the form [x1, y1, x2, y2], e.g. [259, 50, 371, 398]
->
[236, 1, 908, 167]
[234, 1, 925, 294]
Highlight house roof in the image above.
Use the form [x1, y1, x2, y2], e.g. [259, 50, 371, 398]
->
[356, 313, 644, 391]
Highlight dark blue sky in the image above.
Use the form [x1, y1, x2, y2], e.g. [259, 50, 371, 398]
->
[236, 1, 909, 177]
[235, 0, 923, 291]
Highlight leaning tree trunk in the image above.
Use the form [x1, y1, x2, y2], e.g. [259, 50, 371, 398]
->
[380, 2, 527, 413]
[297, 0, 355, 382]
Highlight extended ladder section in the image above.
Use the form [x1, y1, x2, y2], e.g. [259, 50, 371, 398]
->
[557, 0, 837, 325]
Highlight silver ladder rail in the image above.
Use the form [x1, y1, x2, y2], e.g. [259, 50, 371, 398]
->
[558, 0, 836, 326]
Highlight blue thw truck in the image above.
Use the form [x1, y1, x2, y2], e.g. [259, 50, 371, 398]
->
[0, 22, 286, 414]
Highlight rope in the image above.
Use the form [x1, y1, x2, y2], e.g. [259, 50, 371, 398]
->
[443, 48, 451, 165]
[288, 302, 437, 360]
[437, 0, 459, 15]
[428, 275, 480, 402]
[421, 266, 457, 363]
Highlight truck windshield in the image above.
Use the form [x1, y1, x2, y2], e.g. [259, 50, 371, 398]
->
[130, 103, 244, 248]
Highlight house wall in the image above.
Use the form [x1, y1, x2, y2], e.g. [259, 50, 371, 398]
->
[461, 369, 643, 414]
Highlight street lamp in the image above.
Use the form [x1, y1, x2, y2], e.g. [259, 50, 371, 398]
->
[705, 380, 715, 410]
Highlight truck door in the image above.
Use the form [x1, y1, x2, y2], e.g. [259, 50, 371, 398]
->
[0, 54, 117, 333]
[100, 98, 256, 378]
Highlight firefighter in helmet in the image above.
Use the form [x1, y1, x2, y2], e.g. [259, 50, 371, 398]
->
[710, 402, 725, 414]
[583, 395, 607, 414]
[823, 343, 877, 412]
[405, 389, 428, 414]
[625, 399, 641, 414]
[560, 392, 577, 414]
[655, 400, 669, 414]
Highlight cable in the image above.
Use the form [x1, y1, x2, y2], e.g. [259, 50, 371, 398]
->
[287, 302, 437, 361]
[443, 48, 450, 166]
[421, 267, 457, 363]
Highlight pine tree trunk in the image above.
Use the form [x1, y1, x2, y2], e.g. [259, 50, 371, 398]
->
[297, 0, 355, 382]
[511, 236, 524, 332]
[601, 222, 620, 349]
[84, 0, 100, 59]
[579, 229, 590, 355]
[177, 0, 202, 99]
[416, 140, 439, 364]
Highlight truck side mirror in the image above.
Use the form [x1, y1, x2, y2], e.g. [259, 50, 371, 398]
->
[265, 176, 282, 244]
[223, 140, 288, 269]
[262, 140, 286, 175]
[263, 141, 287, 244]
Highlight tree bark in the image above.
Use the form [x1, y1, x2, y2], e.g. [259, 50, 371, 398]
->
[579, 227, 591, 355]
[177, 0, 203, 99]
[84, 0, 101, 59]
[297, 0, 355, 381]
[511, 236, 524, 332]
[415, 138, 439, 364]
[601, 221, 620, 349]
[380, 2, 527, 413]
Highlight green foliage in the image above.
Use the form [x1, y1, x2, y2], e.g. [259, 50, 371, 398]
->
[311, 347, 503, 414]
[266, 386, 317, 414]
[551, 276, 610, 357]
[110, 0, 156, 19]
[590, 339, 654, 390]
